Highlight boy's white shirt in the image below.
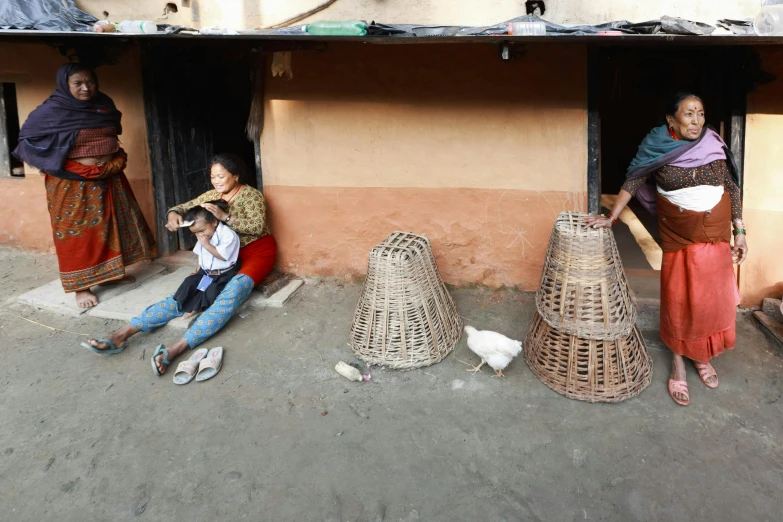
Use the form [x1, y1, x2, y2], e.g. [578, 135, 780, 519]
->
[192, 222, 240, 271]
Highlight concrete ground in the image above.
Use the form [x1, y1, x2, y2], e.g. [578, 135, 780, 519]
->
[1, 246, 782, 522]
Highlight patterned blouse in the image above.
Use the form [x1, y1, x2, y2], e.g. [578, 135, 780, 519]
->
[68, 127, 120, 159]
[168, 185, 271, 247]
[621, 159, 742, 220]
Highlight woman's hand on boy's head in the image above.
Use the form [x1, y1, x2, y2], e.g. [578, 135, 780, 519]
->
[202, 203, 228, 223]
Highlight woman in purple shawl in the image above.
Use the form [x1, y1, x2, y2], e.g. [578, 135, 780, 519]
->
[586, 92, 748, 407]
[14, 63, 154, 308]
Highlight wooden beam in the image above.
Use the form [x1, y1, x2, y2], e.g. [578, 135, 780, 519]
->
[586, 47, 601, 214]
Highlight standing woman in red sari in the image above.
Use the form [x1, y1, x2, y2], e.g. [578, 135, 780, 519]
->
[14, 63, 154, 308]
[587, 92, 748, 406]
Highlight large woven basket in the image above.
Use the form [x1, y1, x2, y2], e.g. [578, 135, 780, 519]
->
[536, 212, 637, 340]
[349, 231, 463, 369]
[524, 312, 652, 403]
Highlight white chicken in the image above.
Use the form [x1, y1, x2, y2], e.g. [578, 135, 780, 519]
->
[464, 325, 523, 377]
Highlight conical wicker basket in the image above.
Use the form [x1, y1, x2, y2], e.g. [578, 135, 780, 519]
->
[536, 212, 637, 340]
[349, 232, 463, 369]
[524, 312, 652, 403]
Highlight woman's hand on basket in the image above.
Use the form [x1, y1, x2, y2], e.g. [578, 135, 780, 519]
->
[165, 211, 183, 232]
[584, 215, 613, 229]
[202, 203, 229, 223]
[732, 234, 748, 265]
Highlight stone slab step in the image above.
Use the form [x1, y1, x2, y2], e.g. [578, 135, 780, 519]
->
[87, 267, 193, 322]
[246, 279, 303, 309]
[15, 263, 166, 317]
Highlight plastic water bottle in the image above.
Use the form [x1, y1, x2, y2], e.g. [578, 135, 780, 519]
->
[508, 21, 546, 36]
[754, 6, 783, 36]
[335, 361, 363, 382]
[116, 20, 158, 34]
[305, 21, 367, 36]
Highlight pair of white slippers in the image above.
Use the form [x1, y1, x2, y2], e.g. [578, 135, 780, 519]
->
[172, 346, 224, 385]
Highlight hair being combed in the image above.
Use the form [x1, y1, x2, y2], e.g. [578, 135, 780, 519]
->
[183, 199, 229, 225]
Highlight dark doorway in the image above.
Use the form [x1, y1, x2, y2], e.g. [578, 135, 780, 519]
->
[141, 41, 262, 254]
[590, 47, 747, 298]
[593, 47, 746, 268]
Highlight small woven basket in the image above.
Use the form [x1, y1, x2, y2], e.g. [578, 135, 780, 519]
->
[349, 232, 463, 369]
[524, 312, 652, 403]
[536, 212, 637, 340]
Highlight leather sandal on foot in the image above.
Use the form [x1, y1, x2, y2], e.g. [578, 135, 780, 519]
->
[694, 362, 719, 389]
[668, 379, 690, 406]
[172, 348, 209, 385]
[81, 338, 125, 355]
[151, 344, 170, 377]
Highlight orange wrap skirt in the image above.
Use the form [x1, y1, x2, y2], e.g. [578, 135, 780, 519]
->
[659, 242, 740, 363]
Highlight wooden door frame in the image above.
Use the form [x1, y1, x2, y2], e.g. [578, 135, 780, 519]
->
[140, 42, 265, 256]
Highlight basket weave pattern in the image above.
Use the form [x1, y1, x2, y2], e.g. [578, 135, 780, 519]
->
[536, 212, 636, 340]
[525, 312, 652, 403]
[350, 232, 462, 369]
[526, 212, 653, 403]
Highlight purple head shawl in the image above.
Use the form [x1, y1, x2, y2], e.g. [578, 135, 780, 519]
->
[13, 63, 122, 175]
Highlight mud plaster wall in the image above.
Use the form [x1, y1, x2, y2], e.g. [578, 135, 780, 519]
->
[742, 47, 783, 307]
[0, 43, 156, 253]
[261, 43, 587, 289]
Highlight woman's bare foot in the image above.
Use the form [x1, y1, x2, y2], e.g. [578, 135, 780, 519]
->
[75, 290, 99, 309]
[98, 275, 137, 287]
[182, 311, 197, 320]
[153, 339, 190, 375]
[86, 325, 140, 352]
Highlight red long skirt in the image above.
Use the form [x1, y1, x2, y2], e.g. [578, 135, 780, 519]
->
[659, 242, 740, 363]
[46, 153, 154, 292]
[238, 234, 277, 286]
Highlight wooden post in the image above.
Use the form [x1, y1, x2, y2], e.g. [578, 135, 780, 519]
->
[587, 47, 601, 214]
[0, 84, 10, 176]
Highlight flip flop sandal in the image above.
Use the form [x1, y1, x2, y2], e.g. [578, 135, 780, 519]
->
[694, 362, 719, 389]
[668, 379, 690, 406]
[151, 344, 171, 377]
[195, 347, 224, 382]
[81, 338, 125, 355]
[172, 348, 209, 385]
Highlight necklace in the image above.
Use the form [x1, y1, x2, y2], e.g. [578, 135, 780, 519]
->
[222, 185, 242, 204]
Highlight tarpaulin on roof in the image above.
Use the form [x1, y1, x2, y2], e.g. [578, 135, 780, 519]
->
[362, 15, 717, 38]
[0, 0, 96, 31]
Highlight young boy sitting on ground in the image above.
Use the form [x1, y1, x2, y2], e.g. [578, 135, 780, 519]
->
[173, 200, 241, 319]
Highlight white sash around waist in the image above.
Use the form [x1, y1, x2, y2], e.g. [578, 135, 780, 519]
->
[656, 184, 724, 212]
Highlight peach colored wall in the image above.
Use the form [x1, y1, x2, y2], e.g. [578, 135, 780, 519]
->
[0, 43, 156, 253]
[741, 47, 783, 307]
[266, 186, 585, 288]
[261, 43, 588, 288]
